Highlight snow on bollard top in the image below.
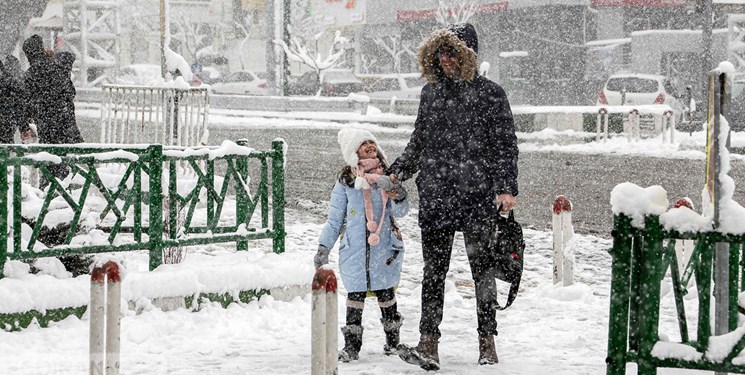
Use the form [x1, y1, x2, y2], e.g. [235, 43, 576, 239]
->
[610, 182, 668, 228]
[312, 266, 337, 293]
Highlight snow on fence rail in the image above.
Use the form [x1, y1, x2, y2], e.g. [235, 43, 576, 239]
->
[100, 85, 210, 147]
[0, 140, 286, 278]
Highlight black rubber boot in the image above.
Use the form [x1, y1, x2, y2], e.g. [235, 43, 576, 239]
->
[339, 325, 363, 362]
[381, 315, 403, 355]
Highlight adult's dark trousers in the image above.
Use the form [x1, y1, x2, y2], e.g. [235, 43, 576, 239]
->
[419, 223, 498, 339]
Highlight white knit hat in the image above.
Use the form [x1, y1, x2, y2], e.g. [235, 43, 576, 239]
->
[337, 128, 386, 167]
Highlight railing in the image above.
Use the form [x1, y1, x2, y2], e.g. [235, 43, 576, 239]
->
[606, 213, 745, 374]
[0, 140, 285, 278]
[100, 85, 210, 147]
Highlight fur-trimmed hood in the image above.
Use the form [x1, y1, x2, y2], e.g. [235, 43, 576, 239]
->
[418, 24, 479, 84]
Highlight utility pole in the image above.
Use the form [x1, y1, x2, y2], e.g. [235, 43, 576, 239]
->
[160, 0, 167, 79]
[702, 0, 713, 97]
[282, 0, 291, 96]
[266, 0, 277, 95]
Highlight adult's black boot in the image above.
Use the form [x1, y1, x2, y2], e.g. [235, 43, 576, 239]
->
[339, 325, 363, 363]
[381, 315, 403, 355]
[397, 333, 440, 371]
[478, 334, 498, 365]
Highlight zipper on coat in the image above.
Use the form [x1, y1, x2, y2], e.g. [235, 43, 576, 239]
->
[365, 228, 371, 291]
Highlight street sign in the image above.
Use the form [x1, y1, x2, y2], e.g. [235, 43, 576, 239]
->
[305, 0, 367, 28]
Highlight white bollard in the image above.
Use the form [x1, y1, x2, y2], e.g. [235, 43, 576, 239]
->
[662, 110, 676, 144]
[596, 108, 609, 142]
[90, 261, 122, 375]
[552, 195, 574, 286]
[673, 198, 695, 277]
[627, 109, 641, 142]
[311, 267, 338, 375]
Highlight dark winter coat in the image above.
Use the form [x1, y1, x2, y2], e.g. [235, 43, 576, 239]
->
[388, 26, 518, 230]
[0, 56, 29, 142]
[23, 36, 83, 144]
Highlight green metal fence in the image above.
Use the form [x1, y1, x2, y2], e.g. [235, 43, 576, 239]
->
[607, 213, 745, 374]
[0, 139, 285, 278]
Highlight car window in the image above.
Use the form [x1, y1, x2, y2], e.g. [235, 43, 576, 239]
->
[371, 78, 399, 91]
[662, 79, 677, 97]
[606, 77, 659, 93]
[404, 77, 425, 88]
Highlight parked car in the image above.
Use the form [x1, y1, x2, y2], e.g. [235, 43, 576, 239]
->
[289, 69, 365, 97]
[289, 72, 320, 96]
[210, 70, 268, 95]
[115, 64, 163, 86]
[200, 66, 222, 85]
[320, 69, 365, 96]
[363, 73, 426, 99]
[596, 73, 685, 119]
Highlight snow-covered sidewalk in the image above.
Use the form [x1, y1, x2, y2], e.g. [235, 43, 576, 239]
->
[0, 200, 705, 374]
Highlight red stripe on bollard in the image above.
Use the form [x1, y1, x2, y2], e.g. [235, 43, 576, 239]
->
[674, 198, 693, 210]
[553, 195, 572, 214]
[91, 261, 121, 283]
[312, 268, 337, 293]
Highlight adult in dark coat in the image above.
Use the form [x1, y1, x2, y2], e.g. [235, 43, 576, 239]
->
[0, 55, 29, 143]
[22, 34, 84, 184]
[22, 34, 83, 145]
[388, 23, 518, 370]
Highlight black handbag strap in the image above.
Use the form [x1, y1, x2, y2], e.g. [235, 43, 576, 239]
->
[495, 207, 522, 310]
[496, 275, 521, 310]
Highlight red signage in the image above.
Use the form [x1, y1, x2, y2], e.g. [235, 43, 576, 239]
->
[397, 1, 508, 22]
[590, 0, 687, 6]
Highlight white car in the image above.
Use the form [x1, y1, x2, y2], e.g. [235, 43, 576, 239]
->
[596, 73, 684, 117]
[365, 74, 426, 100]
[210, 70, 268, 95]
[115, 64, 163, 86]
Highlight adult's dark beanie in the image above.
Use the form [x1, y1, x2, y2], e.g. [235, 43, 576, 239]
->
[448, 23, 478, 55]
[22, 34, 44, 58]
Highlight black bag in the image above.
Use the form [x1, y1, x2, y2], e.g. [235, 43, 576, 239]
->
[488, 209, 525, 310]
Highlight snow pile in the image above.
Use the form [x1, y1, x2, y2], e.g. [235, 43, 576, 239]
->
[0, 251, 314, 315]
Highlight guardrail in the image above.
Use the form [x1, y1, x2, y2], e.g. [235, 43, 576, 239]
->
[100, 85, 210, 147]
[606, 213, 745, 374]
[80, 87, 368, 116]
[0, 139, 286, 278]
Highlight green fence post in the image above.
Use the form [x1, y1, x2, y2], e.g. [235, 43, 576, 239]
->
[607, 214, 633, 375]
[730, 242, 740, 331]
[628, 232, 643, 353]
[637, 215, 663, 375]
[148, 145, 164, 270]
[0, 148, 8, 279]
[271, 140, 285, 254]
[235, 139, 249, 251]
[696, 237, 713, 349]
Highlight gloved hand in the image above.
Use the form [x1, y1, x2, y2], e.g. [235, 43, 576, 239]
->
[314, 244, 330, 269]
[377, 176, 407, 201]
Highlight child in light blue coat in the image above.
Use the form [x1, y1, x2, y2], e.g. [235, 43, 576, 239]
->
[315, 128, 409, 362]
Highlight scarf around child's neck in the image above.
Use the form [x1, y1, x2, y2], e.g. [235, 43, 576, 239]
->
[354, 157, 388, 246]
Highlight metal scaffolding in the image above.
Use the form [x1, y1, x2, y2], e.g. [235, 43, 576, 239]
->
[63, 0, 120, 87]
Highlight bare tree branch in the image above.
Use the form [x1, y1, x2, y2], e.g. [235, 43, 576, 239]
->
[436, 0, 479, 26]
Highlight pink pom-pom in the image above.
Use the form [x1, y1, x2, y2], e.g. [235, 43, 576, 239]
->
[368, 233, 380, 246]
[367, 221, 377, 232]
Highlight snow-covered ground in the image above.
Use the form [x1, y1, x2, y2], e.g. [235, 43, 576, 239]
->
[1, 110, 740, 374]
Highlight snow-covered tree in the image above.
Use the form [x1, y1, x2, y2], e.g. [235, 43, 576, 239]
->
[371, 33, 406, 73]
[275, 30, 349, 81]
[436, 0, 479, 26]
